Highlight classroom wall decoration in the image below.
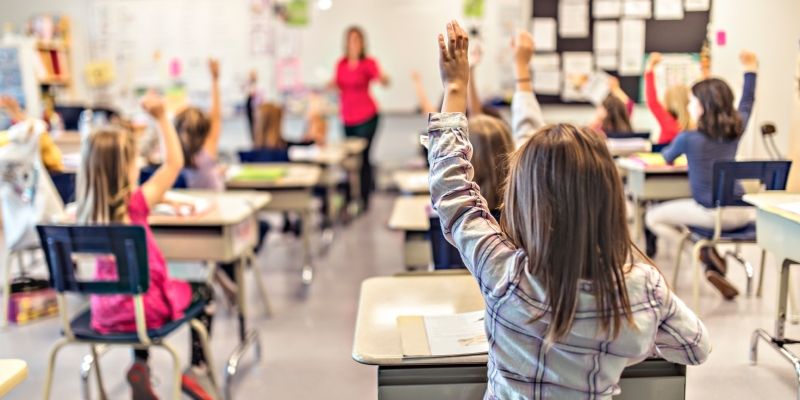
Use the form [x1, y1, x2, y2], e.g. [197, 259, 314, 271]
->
[531, 0, 711, 104]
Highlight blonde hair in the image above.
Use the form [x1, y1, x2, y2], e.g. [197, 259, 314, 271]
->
[76, 126, 137, 224]
[500, 123, 634, 345]
[663, 85, 691, 130]
[255, 103, 286, 149]
[468, 115, 513, 211]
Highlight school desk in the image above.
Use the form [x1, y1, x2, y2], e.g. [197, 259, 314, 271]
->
[745, 192, 800, 399]
[148, 189, 270, 400]
[387, 195, 432, 269]
[352, 273, 687, 400]
[392, 169, 429, 195]
[616, 156, 691, 242]
[226, 163, 322, 285]
[0, 359, 27, 397]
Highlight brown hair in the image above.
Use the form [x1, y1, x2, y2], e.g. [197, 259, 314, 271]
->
[601, 95, 633, 133]
[500, 123, 634, 344]
[664, 85, 692, 131]
[468, 115, 513, 211]
[174, 107, 211, 168]
[255, 103, 286, 149]
[692, 78, 743, 141]
[344, 26, 367, 60]
[76, 125, 138, 224]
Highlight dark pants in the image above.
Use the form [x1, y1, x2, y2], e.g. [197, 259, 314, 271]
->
[246, 95, 256, 144]
[344, 114, 379, 210]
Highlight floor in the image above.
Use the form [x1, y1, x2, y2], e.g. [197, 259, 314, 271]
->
[2, 114, 800, 399]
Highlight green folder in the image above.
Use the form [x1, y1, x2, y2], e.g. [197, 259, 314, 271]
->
[232, 166, 287, 181]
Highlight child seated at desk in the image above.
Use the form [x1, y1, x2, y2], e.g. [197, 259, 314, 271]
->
[427, 23, 709, 399]
[76, 92, 217, 399]
[645, 51, 759, 300]
[588, 76, 634, 136]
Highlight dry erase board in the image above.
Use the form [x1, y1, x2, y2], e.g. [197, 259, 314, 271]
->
[531, 0, 712, 104]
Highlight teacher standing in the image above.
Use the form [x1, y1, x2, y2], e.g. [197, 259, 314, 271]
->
[332, 26, 390, 212]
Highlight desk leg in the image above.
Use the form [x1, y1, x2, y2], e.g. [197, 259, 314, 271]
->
[776, 259, 793, 341]
[224, 255, 262, 400]
[300, 209, 314, 285]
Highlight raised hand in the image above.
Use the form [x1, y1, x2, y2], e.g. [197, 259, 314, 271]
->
[646, 52, 662, 72]
[511, 30, 535, 70]
[0, 95, 26, 121]
[438, 20, 470, 113]
[140, 91, 166, 120]
[739, 50, 758, 72]
[209, 58, 220, 81]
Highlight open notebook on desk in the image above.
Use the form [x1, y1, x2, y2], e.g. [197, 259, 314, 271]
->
[227, 165, 288, 182]
[398, 310, 488, 358]
[152, 191, 213, 217]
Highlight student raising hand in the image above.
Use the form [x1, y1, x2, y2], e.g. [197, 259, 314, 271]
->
[739, 50, 758, 72]
[646, 52, 663, 72]
[511, 30, 534, 93]
[438, 20, 470, 114]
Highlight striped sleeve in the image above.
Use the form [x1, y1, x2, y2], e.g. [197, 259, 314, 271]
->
[652, 270, 711, 365]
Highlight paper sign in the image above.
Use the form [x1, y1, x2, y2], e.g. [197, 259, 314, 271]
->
[684, 0, 710, 11]
[716, 30, 727, 46]
[463, 0, 485, 18]
[594, 21, 619, 52]
[593, 0, 622, 18]
[559, 1, 590, 38]
[532, 53, 560, 69]
[619, 19, 646, 76]
[654, 0, 684, 20]
[562, 52, 594, 101]
[624, 0, 652, 18]
[596, 53, 619, 70]
[581, 70, 613, 105]
[532, 54, 561, 95]
[531, 18, 557, 52]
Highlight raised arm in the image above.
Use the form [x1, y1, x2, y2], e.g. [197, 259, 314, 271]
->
[140, 92, 184, 207]
[429, 21, 518, 294]
[510, 30, 545, 146]
[651, 268, 711, 365]
[411, 70, 438, 114]
[645, 53, 676, 130]
[737, 51, 758, 129]
[661, 131, 688, 164]
[203, 59, 222, 158]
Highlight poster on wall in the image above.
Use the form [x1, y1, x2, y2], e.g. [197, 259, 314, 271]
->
[618, 18, 645, 75]
[559, 1, 590, 38]
[463, 0, 485, 18]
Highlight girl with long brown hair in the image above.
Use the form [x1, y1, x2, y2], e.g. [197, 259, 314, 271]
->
[428, 23, 709, 399]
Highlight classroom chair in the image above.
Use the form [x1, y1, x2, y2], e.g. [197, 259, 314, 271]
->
[54, 105, 119, 131]
[606, 131, 651, 140]
[238, 148, 290, 163]
[428, 210, 501, 270]
[49, 172, 76, 204]
[672, 160, 792, 309]
[138, 165, 188, 188]
[37, 224, 219, 400]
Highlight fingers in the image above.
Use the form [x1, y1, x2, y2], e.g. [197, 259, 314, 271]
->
[438, 34, 449, 62]
[446, 22, 456, 60]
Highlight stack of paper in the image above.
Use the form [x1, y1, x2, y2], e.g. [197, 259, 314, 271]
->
[154, 192, 213, 217]
[398, 310, 488, 358]
[607, 138, 652, 154]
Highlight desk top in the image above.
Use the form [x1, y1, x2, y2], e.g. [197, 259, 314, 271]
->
[393, 170, 430, 194]
[225, 163, 322, 190]
[52, 131, 81, 145]
[352, 273, 486, 366]
[387, 195, 431, 232]
[616, 156, 689, 174]
[744, 192, 800, 224]
[0, 359, 28, 397]
[288, 138, 367, 165]
[149, 190, 270, 227]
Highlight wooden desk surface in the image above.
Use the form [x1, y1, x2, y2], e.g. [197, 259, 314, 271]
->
[148, 190, 271, 227]
[0, 359, 28, 397]
[225, 163, 322, 190]
[744, 192, 800, 224]
[616, 157, 689, 174]
[388, 195, 431, 232]
[352, 273, 485, 366]
[393, 170, 429, 194]
[288, 138, 367, 165]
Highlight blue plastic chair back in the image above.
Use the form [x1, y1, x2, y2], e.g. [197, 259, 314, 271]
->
[138, 166, 188, 189]
[36, 224, 150, 295]
[651, 143, 669, 153]
[49, 172, 76, 204]
[606, 131, 650, 140]
[238, 148, 290, 163]
[712, 160, 792, 207]
[429, 209, 502, 270]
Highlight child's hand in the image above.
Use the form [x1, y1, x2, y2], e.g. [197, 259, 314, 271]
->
[438, 20, 470, 93]
[511, 30, 535, 69]
[0, 96, 26, 121]
[209, 58, 220, 81]
[411, 70, 422, 83]
[140, 91, 166, 119]
[739, 50, 758, 72]
[646, 52, 662, 72]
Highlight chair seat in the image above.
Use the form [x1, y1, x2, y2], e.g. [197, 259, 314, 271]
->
[68, 300, 207, 343]
[688, 222, 757, 241]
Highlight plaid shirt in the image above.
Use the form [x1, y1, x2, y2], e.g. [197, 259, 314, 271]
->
[426, 110, 710, 399]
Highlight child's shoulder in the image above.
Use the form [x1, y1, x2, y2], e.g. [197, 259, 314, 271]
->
[626, 263, 667, 293]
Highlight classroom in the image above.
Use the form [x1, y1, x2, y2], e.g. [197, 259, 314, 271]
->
[0, 0, 799, 399]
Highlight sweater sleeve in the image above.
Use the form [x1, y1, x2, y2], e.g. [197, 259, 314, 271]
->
[738, 72, 757, 129]
[661, 132, 689, 164]
[645, 71, 678, 139]
[511, 90, 546, 148]
[651, 267, 711, 365]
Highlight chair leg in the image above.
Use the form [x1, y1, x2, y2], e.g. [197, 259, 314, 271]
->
[190, 319, 222, 398]
[691, 241, 708, 311]
[725, 250, 755, 297]
[43, 338, 70, 400]
[757, 249, 767, 298]
[159, 342, 183, 400]
[673, 232, 691, 288]
[90, 345, 108, 400]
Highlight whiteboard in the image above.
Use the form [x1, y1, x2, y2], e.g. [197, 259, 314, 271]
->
[89, 0, 530, 113]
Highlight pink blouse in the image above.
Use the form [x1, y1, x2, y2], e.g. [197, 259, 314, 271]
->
[335, 57, 381, 126]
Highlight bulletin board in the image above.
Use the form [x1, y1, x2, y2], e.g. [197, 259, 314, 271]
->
[531, 0, 712, 104]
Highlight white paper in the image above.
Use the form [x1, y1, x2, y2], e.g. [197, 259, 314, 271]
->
[654, 0, 684, 19]
[624, 0, 652, 18]
[423, 311, 488, 356]
[559, 1, 590, 38]
[596, 53, 619, 70]
[534, 70, 562, 95]
[593, 0, 622, 18]
[531, 18, 557, 52]
[581, 70, 613, 105]
[684, 0, 710, 11]
[651, 53, 702, 95]
[777, 202, 800, 217]
[532, 53, 561, 69]
[562, 52, 594, 101]
[619, 19, 646, 76]
[594, 21, 619, 52]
